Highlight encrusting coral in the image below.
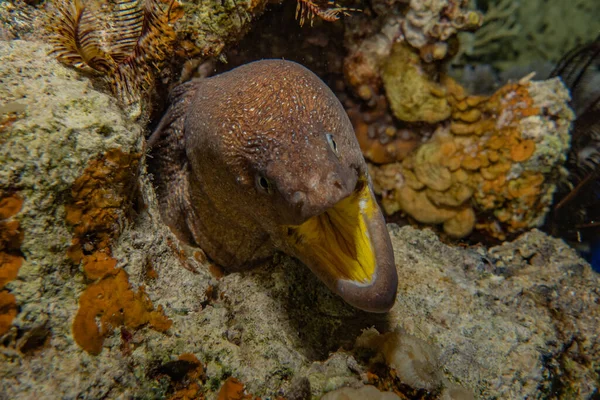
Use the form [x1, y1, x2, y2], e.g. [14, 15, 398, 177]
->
[371, 75, 573, 239]
[73, 267, 172, 355]
[64, 148, 172, 355]
[65, 148, 141, 263]
[0, 192, 24, 336]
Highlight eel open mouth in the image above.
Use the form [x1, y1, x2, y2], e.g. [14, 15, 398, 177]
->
[285, 179, 398, 312]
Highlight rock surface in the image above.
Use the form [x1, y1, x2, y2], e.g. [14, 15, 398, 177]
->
[1, 39, 599, 399]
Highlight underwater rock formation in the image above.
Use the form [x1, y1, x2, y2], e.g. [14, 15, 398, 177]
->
[371, 76, 573, 239]
[1, 38, 598, 400]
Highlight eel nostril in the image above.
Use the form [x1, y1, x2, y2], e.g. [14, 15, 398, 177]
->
[291, 191, 306, 208]
[327, 171, 344, 190]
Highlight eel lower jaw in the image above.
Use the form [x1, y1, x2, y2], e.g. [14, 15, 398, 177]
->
[284, 180, 398, 313]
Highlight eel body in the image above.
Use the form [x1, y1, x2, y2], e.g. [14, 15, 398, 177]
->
[149, 60, 398, 312]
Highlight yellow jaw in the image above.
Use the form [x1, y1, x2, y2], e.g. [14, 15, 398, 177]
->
[286, 181, 378, 284]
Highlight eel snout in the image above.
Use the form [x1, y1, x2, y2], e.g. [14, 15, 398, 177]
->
[283, 178, 398, 313]
[334, 197, 398, 313]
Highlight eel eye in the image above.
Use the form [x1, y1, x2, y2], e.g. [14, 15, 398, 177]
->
[256, 174, 272, 194]
[326, 133, 338, 155]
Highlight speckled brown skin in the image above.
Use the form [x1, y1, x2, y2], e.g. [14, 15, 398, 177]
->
[149, 60, 398, 312]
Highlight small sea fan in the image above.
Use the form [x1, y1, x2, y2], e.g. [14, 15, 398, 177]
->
[47, 0, 183, 107]
[547, 35, 600, 254]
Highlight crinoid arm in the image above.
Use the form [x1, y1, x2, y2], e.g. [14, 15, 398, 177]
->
[295, 0, 359, 27]
[48, 0, 115, 73]
[47, 0, 183, 107]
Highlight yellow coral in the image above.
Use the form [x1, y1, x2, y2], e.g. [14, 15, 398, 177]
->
[371, 76, 572, 240]
[382, 43, 451, 123]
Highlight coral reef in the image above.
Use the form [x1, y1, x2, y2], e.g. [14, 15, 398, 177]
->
[343, 0, 482, 92]
[0, 10, 598, 400]
[340, 0, 576, 239]
[371, 76, 573, 239]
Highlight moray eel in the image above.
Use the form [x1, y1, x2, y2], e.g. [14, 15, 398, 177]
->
[148, 60, 398, 312]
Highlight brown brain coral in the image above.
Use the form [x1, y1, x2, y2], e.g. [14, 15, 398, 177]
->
[371, 76, 573, 240]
